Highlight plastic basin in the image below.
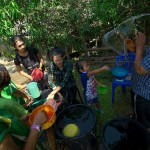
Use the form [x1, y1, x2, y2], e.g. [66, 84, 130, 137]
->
[111, 66, 128, 80]
[29, 105, 56, 130]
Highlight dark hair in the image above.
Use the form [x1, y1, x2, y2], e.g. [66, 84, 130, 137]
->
[11, 35, 23, 46]
[47, 47, 65, 60]
[0, 64, 11, 89]
[75, 60, 86, 73]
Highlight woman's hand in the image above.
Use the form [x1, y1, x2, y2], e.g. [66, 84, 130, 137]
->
[53, 86, 61, 92]
[20, 114, 31, 126]
[23, 97, 34, 108]
[29, 76, 33, 81]
[39, 67, 42, 70]
[47, 90, 58, 100]
[17, 84, 27, 89]
[97, 82, 102, 87]
[33, 111, 47, 125]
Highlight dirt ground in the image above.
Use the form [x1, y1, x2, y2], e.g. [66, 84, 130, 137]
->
[1, 59, 28, 85]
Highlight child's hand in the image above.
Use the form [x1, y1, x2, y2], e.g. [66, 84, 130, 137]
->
[101, 66, 110, 71]
[97, 82, 102, 87]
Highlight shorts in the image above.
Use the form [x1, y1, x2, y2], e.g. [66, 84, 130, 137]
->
[134, 93, 150, 128]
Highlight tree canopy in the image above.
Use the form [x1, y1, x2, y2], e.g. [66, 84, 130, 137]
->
[0, 0, 149, 52]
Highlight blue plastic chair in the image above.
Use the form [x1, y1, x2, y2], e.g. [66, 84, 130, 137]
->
[112, 53, 135, 104]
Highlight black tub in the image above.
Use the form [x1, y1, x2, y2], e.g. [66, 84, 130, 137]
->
[55, 104, 97, 150]
[103, 118, 150, 150]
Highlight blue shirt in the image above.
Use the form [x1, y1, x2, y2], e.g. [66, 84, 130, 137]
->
[132, 47, 150, 100]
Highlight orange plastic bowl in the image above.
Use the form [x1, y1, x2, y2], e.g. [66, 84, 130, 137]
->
[29, 105, 56, 130]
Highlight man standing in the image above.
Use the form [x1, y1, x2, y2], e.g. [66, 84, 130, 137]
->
[132, 32, 150, 131]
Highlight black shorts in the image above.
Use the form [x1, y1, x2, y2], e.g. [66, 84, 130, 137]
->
[134, 93, 150, 128]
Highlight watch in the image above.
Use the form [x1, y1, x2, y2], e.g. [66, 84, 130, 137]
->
[31, 125, 42, 132]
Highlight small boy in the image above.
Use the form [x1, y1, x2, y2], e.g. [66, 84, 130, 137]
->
[76, 60, 109, 111]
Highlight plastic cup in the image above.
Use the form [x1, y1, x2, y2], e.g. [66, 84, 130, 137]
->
[27, 82, 40, 98]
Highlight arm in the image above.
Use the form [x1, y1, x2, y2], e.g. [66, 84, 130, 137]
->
[94, 78, 102, 87]
[0, 134, 20, 150]
[36, 52, 44, 70]
[23, 129, 39, 150]
[12, 89, 31, 101]
[0, 131, 39, 150]
[12, 89, 33, 108]
[87, 66, 109, 77]
[23, 112, 47, 150]
[15, 84, 26, 89]
[15, 65, 33, 81]
[0, 112, 48, 150]
[134, 32, 148, 75]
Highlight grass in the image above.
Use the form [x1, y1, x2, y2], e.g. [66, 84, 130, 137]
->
[95, 71, 133, 124]
[74, 69, 133, 149]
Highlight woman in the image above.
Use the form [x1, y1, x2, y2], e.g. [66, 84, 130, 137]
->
[12, 35, 48, 90]
[47, 47, 79, 105]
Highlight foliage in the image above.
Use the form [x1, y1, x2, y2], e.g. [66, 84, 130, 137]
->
[0, 0, 149, 55]
[0, 47, 14, 58]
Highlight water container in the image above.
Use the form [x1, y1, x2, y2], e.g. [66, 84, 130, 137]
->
[27, 82, 40, 98]
[103, 118, 150, 150]
[55, 104, 97, 150]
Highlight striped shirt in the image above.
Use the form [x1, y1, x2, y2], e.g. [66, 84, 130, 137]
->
[132, 47, 150, 100]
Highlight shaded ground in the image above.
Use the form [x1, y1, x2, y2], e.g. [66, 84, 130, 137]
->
[1, 59, 29, 84]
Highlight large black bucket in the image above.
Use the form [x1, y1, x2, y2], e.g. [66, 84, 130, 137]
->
[103, 118, 150, 150]
[55, 104, 97, 150]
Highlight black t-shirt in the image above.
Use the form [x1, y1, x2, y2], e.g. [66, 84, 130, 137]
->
[14, 47, 42, 74]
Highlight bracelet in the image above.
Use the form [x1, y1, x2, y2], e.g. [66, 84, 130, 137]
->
[31, 125, 42, 132]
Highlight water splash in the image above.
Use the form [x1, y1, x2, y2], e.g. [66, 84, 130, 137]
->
[103, 13, 150, 54]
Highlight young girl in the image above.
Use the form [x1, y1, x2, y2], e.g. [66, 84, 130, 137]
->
[76, 60, 109, 111]
[47, 47, 79, 105]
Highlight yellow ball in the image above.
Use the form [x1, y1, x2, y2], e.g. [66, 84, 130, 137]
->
[63, 123, 79, 138]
